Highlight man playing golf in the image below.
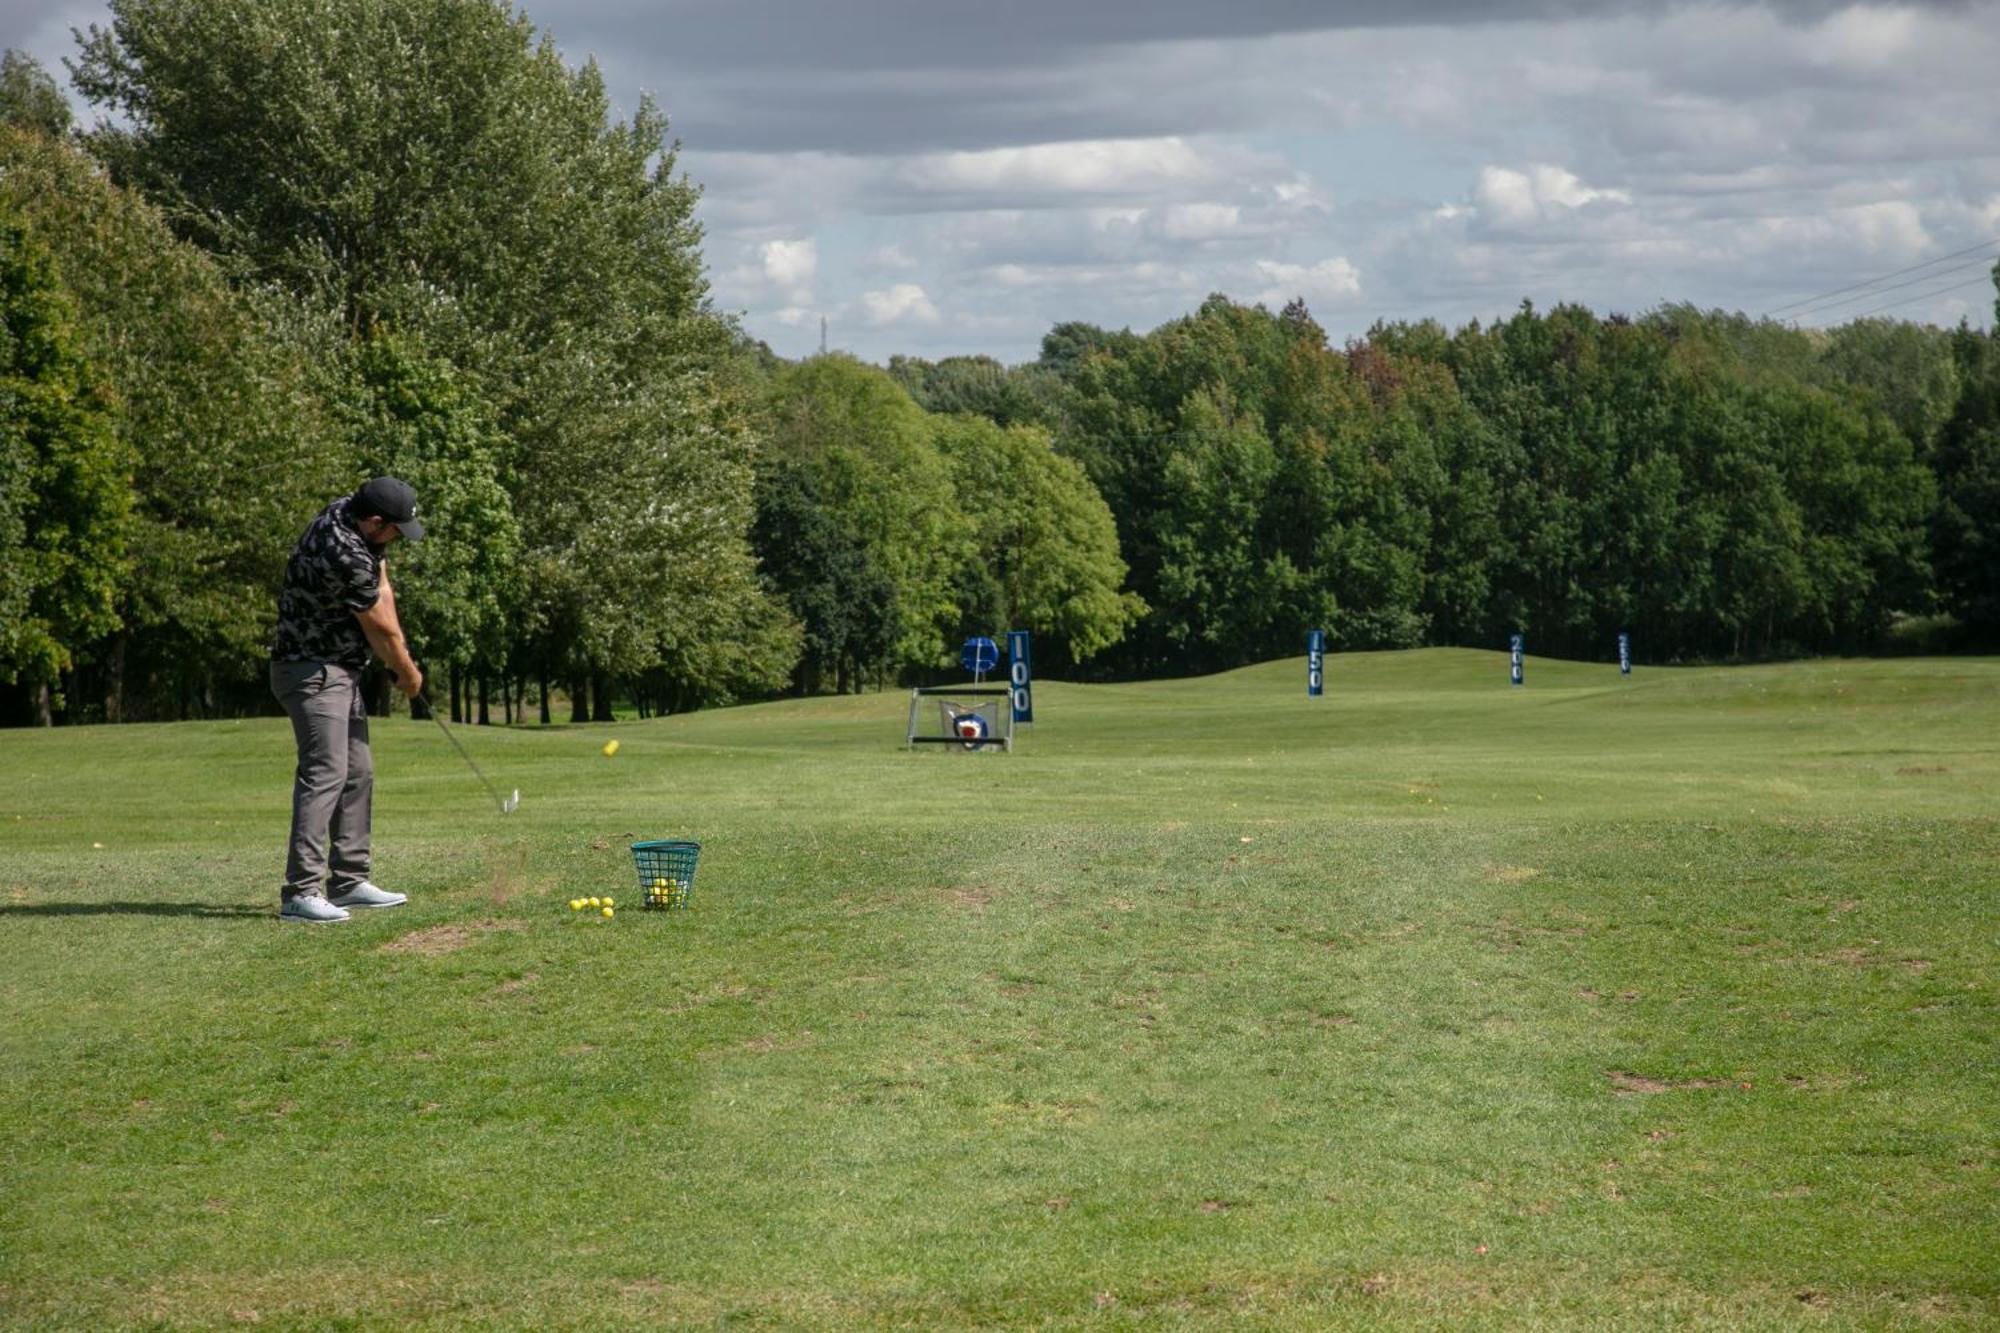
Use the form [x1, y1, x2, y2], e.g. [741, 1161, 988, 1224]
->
[269, 477, 425, 923]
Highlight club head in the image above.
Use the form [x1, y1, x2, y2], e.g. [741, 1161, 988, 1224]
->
[502, 789, 520, 815]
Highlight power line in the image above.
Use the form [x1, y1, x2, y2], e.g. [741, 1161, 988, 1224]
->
[1764, 236, 2000, 319]
[1775, 254, 2000, 323]
[1816, 272, 1998, 324]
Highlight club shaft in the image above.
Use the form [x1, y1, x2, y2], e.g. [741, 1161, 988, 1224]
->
[424, 696, 510, 813]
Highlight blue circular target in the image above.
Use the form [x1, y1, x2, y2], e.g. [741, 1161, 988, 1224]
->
[954, 712, 990, 749]
[960, 636, 1000, 675]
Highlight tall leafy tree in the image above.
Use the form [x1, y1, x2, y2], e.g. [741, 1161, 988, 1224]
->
[347, 330, 518, 686]
[762, 355, 969, 674]
[931, 413, 1142, 666]
[751, 458, 900, 694]
[1933, 323, 2000, 640]
[889, 354, 1065, 430]
[0, 214, 131, 724]
[74, 0, 785, 710]
[0, 50, 69, 136]
[1818, 318, 1961, 455]
[0, 126, 350, 720]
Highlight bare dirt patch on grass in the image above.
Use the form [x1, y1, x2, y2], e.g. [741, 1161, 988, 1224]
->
[1608, 1071, 1738, 1095]
[380, 919, 522, 956]
[943, 884, 994, 914]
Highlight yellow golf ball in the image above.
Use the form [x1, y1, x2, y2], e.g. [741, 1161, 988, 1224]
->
[569, 899, 582, 911]
[590, 896, 602, 908]
[602, 739, 620, 757]
[601, 906, 614, 919]
[654, 878, 667, 888]
[604, 897, 614, 908]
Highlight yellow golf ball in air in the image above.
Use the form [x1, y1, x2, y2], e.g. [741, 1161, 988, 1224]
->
[602, 906, 614, 919]
[602, 739, 620, 757]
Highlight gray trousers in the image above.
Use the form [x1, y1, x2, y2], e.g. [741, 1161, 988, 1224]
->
[270, 660, 373, 901]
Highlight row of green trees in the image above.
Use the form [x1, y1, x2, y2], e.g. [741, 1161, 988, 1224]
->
[2, 0, 1997, 726]
[882, 289, 2000, 675]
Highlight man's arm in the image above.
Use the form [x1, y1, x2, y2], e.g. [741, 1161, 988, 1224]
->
[356, 569, 423, 696]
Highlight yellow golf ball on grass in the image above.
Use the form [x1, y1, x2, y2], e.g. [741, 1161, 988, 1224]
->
[602, 739, 620, 757]
[602, 906, 614, 919]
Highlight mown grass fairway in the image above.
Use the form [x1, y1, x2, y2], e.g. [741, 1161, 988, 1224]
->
[2, 650, 1996, 1329]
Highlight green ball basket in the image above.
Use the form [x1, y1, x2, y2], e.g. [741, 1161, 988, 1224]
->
[631, 839, 700, 911]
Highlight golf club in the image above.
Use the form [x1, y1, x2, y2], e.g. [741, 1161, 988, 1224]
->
[421, 690, 519, 814]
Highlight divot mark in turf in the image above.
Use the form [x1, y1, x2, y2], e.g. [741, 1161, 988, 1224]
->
[944, 884, 994, 914]
[1608, 1071, 1737, 1095]
[1489, 864, 1543, 883]
[379, 919, 521, 955]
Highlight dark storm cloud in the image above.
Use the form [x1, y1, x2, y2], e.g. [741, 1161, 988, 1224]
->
[556, 0, 1960, 71]
[556, 0, 1977, 153]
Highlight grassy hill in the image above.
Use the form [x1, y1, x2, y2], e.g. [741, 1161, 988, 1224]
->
[2, 651, 1995, 1328]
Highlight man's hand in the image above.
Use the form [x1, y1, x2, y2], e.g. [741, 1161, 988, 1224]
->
[394, 664, 425, 697]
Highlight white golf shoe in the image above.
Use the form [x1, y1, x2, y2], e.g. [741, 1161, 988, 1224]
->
[280, 894, 350, 924]
[330, 881, 408, 909]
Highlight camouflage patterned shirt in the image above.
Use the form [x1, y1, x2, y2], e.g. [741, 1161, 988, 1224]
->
[271, 498, 382, 667]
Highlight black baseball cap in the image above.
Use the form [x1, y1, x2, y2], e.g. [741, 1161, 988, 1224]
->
[351, 476, 425, 541]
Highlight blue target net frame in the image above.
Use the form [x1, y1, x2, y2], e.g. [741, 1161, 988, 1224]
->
[905, 636, 1018, 753]
[905, 686, 1014, 752]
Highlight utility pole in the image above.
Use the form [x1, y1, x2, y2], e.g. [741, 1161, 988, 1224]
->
[819, 315, 827, 357]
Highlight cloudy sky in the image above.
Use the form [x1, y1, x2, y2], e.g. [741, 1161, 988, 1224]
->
[9, 1, 1999, 362]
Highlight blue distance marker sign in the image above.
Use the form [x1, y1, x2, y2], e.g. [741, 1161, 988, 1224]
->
[1618, 631, 1631, 675]
[1510, 633, 1525, 687]
[1307, 628, 1325, 697]
[961, 635, 999, 680]
[1007, 630, 1034, 723]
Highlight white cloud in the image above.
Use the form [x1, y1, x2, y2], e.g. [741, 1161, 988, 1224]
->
[1252, 257, 1362, 307]
[760, 237, 817, 290]
[1157, 202, 1243, 242]
[861, 283, 941, 326]
[1803, 5, 1920, 72]
[1471, 165, 1633, 230]
[898, 137, 1221, 200]
[1746, 200, 1934, 264]
[867, 243, 920, 272]
[1836, 200, 1933, 257]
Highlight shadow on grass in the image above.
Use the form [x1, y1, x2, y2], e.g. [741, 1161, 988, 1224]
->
[0, 902, 271, 919]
